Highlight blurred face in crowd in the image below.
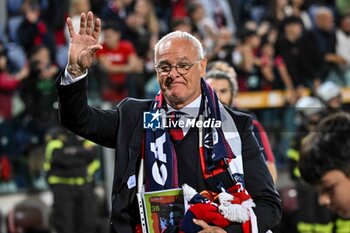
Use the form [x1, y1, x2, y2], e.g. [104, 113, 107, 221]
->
[317, 170, 350, 218]
[135, 0, 151, 17]
[190, 4, 205, 22]
[122, 0, 133, 6]
[261, 42, 275, 58]
[315, 9, 334, 32]
[247, 34, 260, 49]
[112, 0, 133, 8]
[327, 96, 342, 109]
[172, 21, 192, 33]
[218, 27, 233, 45]
[244, 20, 258, 31]
[285, 22, 303, 42]
[31, 46, 51, 70]
[0, 44, 6, 71]
[155, 38, 207, 109]
[0, 54, 7, 71]
[291, 0, 305, 7]
[24, 4, 40, 23]
[206, 78, 233, 106]
[276, 0, 288, 8]
[103, 28, 121, 49]
[126, 12, 145, 29]
[72, 0, 91, 15]
[303, 111, 323, 130]
[340, 15, 350, 33]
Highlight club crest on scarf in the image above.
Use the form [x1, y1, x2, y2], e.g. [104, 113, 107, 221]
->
[204, 128, 218, 149]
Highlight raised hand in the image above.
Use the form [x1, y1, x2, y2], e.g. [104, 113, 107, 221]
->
[66, 11, 103, 78]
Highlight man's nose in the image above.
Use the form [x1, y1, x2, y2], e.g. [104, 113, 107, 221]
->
[168, 66, 180, 77]
[318, 193, 331, 207]
[216, 93, 222, 100]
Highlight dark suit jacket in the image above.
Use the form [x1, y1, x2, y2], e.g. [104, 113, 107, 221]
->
[56, 77, 281, 233]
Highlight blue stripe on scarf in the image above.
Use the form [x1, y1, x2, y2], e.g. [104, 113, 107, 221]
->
[201, 79, 234, 170]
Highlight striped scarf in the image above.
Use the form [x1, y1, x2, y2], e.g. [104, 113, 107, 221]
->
[144, 79, 244, 191]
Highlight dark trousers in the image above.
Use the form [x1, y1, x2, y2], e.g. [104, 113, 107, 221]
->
[51, 183, 97, 233]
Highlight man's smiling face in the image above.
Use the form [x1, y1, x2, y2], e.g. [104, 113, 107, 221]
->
[155, 38, 206, 109]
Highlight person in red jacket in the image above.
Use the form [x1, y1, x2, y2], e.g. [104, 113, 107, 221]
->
[95, 21, 143, 102]
[0, 45, 28, 120]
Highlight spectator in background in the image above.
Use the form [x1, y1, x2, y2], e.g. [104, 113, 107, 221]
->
[151, 0, 172, 35]
[187, 2, 219, 51]
[276, 16, 315, 92]
[285, 0, 312, 29]
[205, 61, 239, 106]
[124, 0, 159, 98]
[95, 21, 143, 103]
[133, 0, 160, 46]
[124, 0, 159, 62]
[264, 0, 290, 26]
[17, 1, 55, 62]
[123, 11, 150, 59]
[259, 40, 296, 104]
[233, 28, 262, 91]
[301, 7, 346, 88]
[205, 27, 236, 66]
[0, 44, 28, 121]
[205, 61, 278, 183]
[317, 81, 344, 113]
[20, 45, 59, 126]
[199, 0, 237, 36]
[335, 13, 350, 85]
[100, 0, 134, 33]
[241, 19, 277, 44]
[171, 0, 194, 19]
[171, 17, 193, 33]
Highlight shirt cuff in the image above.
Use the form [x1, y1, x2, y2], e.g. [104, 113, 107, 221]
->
[61, 67, 88, 85]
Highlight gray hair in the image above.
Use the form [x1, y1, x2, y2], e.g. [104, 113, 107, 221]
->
[154, 31, 204, 60]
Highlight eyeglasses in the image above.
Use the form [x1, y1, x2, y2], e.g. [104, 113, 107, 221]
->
[155, 60, 201, 76]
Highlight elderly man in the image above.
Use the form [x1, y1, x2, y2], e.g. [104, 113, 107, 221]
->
[57, 11, 281, 233]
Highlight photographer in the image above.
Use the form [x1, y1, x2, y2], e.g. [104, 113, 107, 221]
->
[20, 45, 59, 125]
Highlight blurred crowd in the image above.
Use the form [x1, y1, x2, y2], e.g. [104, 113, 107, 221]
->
[0, 0, 350, 231]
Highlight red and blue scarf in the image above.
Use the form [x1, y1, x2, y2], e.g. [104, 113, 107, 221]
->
[144, 79, 241, 191]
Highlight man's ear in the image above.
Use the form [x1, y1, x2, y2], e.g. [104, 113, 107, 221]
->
[199, 58, 207, 77]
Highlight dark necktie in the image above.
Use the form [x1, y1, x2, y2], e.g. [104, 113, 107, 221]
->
[169, 111, 185, 141]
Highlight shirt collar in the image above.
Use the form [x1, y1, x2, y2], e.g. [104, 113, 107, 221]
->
[167, 95, 201, 118]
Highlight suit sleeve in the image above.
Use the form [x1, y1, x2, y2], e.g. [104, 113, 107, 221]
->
[56, 73, 122, 148]
[242, 116, 282, 232]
